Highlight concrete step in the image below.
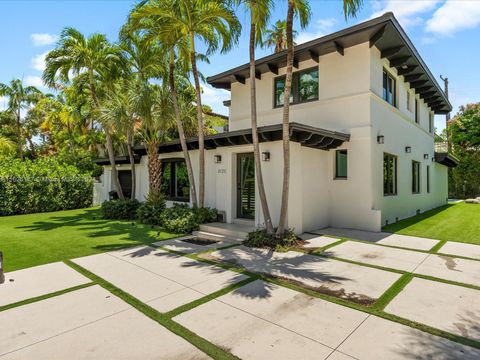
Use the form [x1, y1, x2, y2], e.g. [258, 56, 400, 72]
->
[192, 231, 245, 244]
[199, 222, 252, 240]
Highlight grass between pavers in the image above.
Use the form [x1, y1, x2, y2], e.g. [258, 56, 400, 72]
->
[65, 260, 241, 360]
[0, 207, 179, 272]
[383, 202, 480, 245]
[0, 282, 95, 313]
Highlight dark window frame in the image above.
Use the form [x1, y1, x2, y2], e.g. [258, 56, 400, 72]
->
[412, 160, 421, 194]
[273, 66, 319, 108]
[382, 68, 396, 107]
[427, 165, 431, 193]
[161, 158, 190, 202]
[415, 99, 420, 124]
[383, 153, 398, 196]
[429, 112, 434, 133]
[335, 149, 348, 179]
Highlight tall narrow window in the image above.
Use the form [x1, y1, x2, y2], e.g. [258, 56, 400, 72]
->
[161, 159, 190, 201]
[382, 69, 396, 106]
[412, 161, 421, 194]
[427, 165, 430, 193]
[335, 150, 348, 179]
[407, 90, 412, 112]
[384, 153, 397, 196]
[274, 67, 318, 107]
[429, 112, 434, 133]
[415, 99, 420, 124]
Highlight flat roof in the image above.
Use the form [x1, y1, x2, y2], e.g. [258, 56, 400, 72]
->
[207, 12, 451, 115]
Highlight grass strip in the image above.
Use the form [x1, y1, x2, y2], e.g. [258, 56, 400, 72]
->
[372, 273, 413, 311]
[430, 240, 447, 253]
[166, 276, 258, 318]
[0, 282, 94, 313]
[64, 260, 240, 360]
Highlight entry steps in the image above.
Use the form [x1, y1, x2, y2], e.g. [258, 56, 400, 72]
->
[193, 222, 255, 244]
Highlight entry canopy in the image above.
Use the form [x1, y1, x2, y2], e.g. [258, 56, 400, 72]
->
[434, 153, 459, 168]
[134, 122, 350, 155]
[207, 12, 451, 115]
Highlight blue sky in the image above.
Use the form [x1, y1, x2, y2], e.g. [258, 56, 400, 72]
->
[1, 0, 479, 132]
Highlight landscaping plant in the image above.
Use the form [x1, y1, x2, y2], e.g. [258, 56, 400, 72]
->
[136, 191, 166, 226]
[101, 198, 140, 220]
[160, 204, 217, 233]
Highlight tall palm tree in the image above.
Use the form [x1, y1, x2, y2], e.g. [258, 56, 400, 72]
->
[132, 0, 241, 208]
[234, 0, 275, 234]
[0, 79, 42, 159]
[276, 0, 364, 236]
[43, 28, 126, 198]
[262, 20, 297, 53]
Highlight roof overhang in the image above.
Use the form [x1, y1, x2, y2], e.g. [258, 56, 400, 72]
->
[434, 152, 459, 167]
[207, 12, 451, 115]
[95, 155, 142, 166]
[134, 122, 350, 155]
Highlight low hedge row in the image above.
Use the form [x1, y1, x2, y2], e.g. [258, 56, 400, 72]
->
[0, 158, 93, 216]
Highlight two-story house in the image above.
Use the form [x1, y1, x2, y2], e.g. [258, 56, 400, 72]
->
[95, 12, 457, 233]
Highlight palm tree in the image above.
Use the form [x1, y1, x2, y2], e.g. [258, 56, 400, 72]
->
[43, 28, 126, 198]
[262, 20, 297, 53]
[132, 0, 241, 208]
[234, 0, 275, 234]
[0, 79, 42, 159]
[276, 0, 364, 236]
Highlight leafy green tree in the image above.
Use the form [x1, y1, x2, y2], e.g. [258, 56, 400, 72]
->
[0, 79, 42, 159]
[262, 20, 297, 53]
[44, 28, 126, 198]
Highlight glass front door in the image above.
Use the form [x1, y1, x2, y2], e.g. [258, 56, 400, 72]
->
[237, 153, 255, 219]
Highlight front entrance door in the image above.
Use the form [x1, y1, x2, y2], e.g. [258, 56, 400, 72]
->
[237, 153, 255, 219]
[118, 170, 133, 199]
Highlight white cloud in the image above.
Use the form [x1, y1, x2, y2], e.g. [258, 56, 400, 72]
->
[426, 0, 480, 35]
[371, 0, 441, 27]
[31, 33, 58, 46]
[201, 83, 229, 115]
[296, 18, 337, 44]
[31, 51, 49, 72]
[25, 75, 44, 88]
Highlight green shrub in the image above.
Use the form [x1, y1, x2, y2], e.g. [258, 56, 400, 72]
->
[0, 157, 93, 216]
[101, 198, 140, 220]
[160, 204, 217, 233]
[136, 192, 166, 225]
[244, 228, 299, 250]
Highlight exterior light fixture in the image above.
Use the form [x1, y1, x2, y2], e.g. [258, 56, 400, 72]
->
[214, 155, 222, 163]
[377, 135, 385, 144]
[261, 152, 270, 161]
[401, 64, 408, 69]
[424, 154, 429, 159]
[405, 146, 412, 153]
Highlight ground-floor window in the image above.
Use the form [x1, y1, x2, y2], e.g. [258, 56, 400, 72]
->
[335, 150, 348, 179]
[412, 161, 421, 194]
[161, 159, 189, 202]
[427, 165, 430, 193]
[384, 153, 397, 196]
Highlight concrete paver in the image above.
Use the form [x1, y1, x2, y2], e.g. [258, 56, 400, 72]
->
[324, 241, 429, 272]
[385, 278, 480, 341]
[299, 234, 340, 249]
[154, 236, 229, 254]
[414, 254, 480, 286]
[73, 246, 246, 313]
[1, 287, 209, 360]
[439, 242, 480, 260]
[0, 262, 90, 307]
[312, 227, 439, 250]
[338, 315, 480, 360]
[208, 246, 401, 303]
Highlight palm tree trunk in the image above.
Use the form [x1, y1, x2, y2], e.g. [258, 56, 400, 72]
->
[16, 108, 23, 160]
[105, 131, 124, 199]
[249, 3, 274, 234]
[127, 128, 136, 200]
[169, 51, 198, 207]
[190, 32, 205, 208]
[146, 141, 161, 195]
[276, 0, 295, 236]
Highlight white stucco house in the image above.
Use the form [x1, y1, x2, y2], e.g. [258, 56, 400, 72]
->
[94, 12, 457, 233]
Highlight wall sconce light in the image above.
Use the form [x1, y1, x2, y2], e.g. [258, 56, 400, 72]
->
[261, 152, 270, 162]
[424, 154, 429, 159]
[214, 155, 222, 163]
[377, 135, 385, 144]
[405, 146, 412, 153]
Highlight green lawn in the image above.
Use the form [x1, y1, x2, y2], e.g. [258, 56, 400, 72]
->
[0, 207, 178, 272]
[383, 202, 480, 245]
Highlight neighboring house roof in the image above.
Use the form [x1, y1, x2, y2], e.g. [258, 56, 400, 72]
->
[434, 152, 459, 168]
[133, 122, 350, 155]
[95, 155, 142, 166]
[207, 12, 451, 115]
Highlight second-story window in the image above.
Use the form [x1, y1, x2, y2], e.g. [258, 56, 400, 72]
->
[383, 69, 396, 106]
[429, 112, 434, 133]
[274, 67, 319, 107]
[412, 161, 421, 194]
[415, 99, 420, 124]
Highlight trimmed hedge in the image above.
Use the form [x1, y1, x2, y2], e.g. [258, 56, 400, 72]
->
[160, 204, 217, 233]
[101, 199, 140, 220]
[0, 157, 93, 216]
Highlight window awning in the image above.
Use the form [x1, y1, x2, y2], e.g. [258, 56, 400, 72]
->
[434, 152, 459, 168]
[134, 122, 350, 155]
[94, 155, 142, 166]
